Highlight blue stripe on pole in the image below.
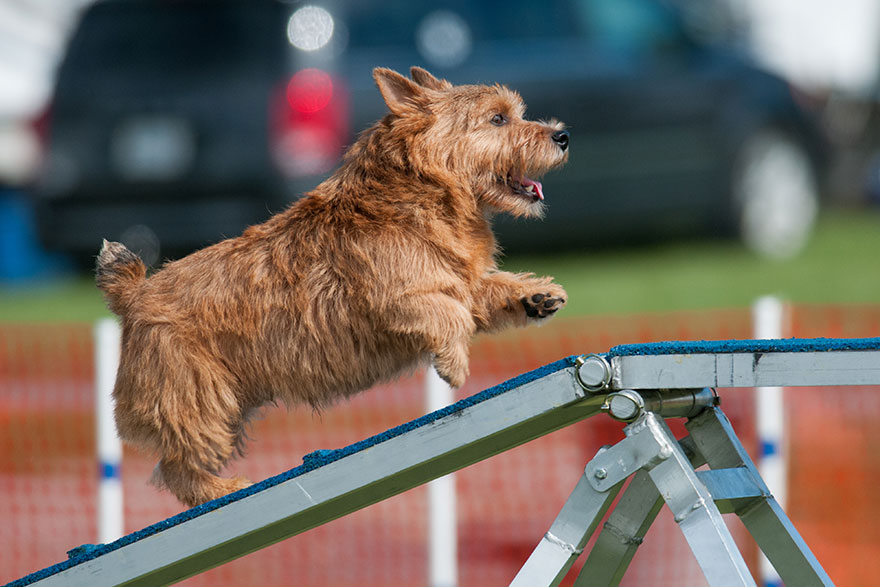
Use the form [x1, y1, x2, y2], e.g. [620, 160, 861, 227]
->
[760, 441, 778, 457]
[100, 462, 121, 480]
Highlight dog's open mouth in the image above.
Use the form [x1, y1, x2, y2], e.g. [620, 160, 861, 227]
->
[506, 172, 544, 202]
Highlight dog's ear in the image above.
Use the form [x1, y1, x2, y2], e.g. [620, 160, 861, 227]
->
[374, 67, 427, 115]
[410, 67, 452, 91]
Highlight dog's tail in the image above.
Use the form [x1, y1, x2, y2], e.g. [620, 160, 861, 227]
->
[95, 239, 146, 315]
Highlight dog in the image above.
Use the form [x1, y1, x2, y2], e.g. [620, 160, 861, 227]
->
[96, 67, 570, 507]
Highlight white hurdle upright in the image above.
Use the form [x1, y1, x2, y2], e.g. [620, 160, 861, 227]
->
[93, 318, 124, 544]
[752, 296, 787, 587]
[426, 367, 458, 587]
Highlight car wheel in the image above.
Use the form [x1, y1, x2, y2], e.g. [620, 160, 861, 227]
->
[732, 129, 819, 259]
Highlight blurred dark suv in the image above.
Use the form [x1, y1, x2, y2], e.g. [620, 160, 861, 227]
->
[35, 0, 825, 264]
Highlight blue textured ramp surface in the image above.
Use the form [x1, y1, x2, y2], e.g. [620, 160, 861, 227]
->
[608, 337, 880, 357]
[5, 356, 576, 587]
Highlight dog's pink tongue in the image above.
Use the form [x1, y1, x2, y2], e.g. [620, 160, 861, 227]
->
[521, 175, 544, 201]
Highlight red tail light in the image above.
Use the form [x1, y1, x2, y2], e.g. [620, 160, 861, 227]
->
[287, 68, 334, 114]
[0, 104, 51, 186]
[31, 103, 52, 148]
[270, 68, 348, 178]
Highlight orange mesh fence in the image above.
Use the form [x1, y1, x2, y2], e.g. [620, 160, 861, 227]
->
[785, 305, 880, 587]
[0, 306, 877, 586]
[0, 325, 96, 579]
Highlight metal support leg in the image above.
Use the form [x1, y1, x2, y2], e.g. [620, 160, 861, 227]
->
[686, 407, 833, 586]
[572, 468, 663, 586]
[573, 436, 706, 586]
[509, 468, 623, 587]
[594, 412, 756, 586]
[514, 410, 754, 586]
[512, 405, 693, 586]
[513, 399, 830, 587]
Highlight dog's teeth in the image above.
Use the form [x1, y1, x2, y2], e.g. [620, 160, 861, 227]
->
[525, 185, 535, 193]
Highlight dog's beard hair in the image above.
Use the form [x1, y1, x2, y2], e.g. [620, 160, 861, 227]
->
[467, 130, 565, 219]
[477, 172, 546, 219]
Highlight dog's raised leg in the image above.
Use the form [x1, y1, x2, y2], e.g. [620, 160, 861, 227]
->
[114, 343, 256, 507]
[473, 271, 567, 332]
[385, 293, 475, 388]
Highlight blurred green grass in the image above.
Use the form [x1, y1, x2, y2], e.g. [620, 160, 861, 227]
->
[504, 208, 880, 316]
[1, 209, 879, 323]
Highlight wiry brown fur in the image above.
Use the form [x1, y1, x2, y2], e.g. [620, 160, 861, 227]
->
[96, 67, 569, 507]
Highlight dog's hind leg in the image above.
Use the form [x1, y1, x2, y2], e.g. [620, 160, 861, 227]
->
[152, 459, 251, 508]
[149, 394, 253, 507]
[149, 407, 254, 506]
[128, 345, 254, 507]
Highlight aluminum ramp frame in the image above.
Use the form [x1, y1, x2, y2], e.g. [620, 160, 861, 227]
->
[8, 337, 880, 587]
[511, 405, 831, 587]
[513, 336, 880, 587]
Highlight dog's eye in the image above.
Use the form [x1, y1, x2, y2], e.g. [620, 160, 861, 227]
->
[490, 113, 507, 126]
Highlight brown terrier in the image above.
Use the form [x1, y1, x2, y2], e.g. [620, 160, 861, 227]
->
[96, 67, 570, 507]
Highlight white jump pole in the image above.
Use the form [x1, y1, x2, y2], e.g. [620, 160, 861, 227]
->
[752, 296, 786, 587]
[426, 367, 458, 587]
[94, 318, 124, 543]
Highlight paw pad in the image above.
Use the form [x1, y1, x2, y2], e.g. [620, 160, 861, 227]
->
[521, 293, 565, 318]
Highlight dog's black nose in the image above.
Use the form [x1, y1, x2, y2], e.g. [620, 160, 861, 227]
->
[552, 130, 569, 152]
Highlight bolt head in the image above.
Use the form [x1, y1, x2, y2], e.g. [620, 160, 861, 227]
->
[575, 354, 610, 392]
[608, 394, 641, 420]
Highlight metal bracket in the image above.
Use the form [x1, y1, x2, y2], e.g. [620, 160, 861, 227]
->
[585, 413, 675, 492]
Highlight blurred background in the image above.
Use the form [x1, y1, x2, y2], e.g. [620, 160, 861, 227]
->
[2, 0, 880, 585]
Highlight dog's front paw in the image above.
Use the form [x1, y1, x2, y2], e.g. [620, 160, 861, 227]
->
[436, 367, 467, 390]
[433, 344, 470, 389]
[520, 288, 566, 319]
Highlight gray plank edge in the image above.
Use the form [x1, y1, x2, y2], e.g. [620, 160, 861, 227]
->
[612, 351, 880, 390]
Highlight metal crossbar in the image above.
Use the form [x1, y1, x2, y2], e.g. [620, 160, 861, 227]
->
[8, 337, 880, 587]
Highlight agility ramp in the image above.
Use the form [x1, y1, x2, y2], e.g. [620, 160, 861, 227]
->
[9, 337, 880, 587]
